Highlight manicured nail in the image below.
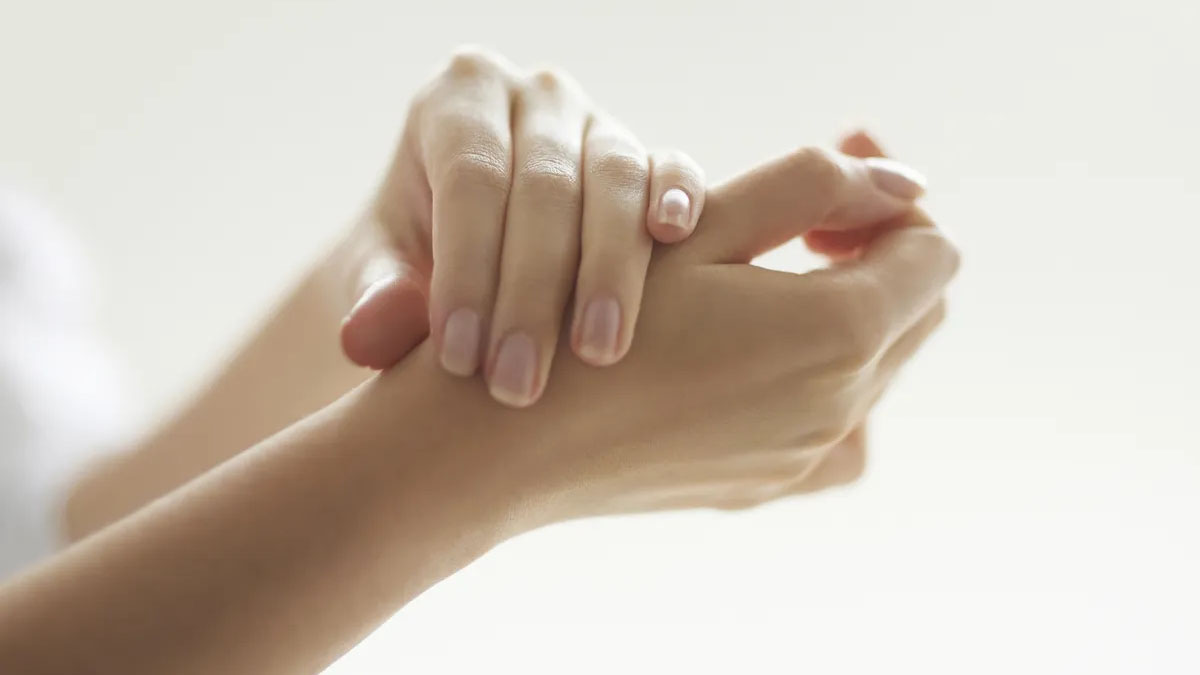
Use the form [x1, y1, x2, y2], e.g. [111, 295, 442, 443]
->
[577, 296, 621, 365]
[489, 332, 537, 407]
[440, 308, 481, 376]
[865, 157, 927, 200]
[657, 188, 692, 232]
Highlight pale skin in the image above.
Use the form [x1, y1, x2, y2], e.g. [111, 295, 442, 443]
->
[0, 145, 956, 674]
[65, 50, 928, 538]
[0, 50, 956, 674]
[343, 48, 925, 405]
[351, 48, 711, 405]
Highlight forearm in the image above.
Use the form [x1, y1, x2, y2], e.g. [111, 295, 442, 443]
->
[1, 352, 519, 675]
[64, 225, 381, 540]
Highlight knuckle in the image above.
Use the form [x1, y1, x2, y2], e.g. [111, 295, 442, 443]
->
[443, 46, 499, 80]
[528, 66, 569, 92]
[788, 145, 844, 196]
[517, 153, 580, 203]
[800, 426, 849, 452]
[588, 150, 649, 194]
[803, 399, 860, 450]
[440, 151, 511, 197]
[773, 450, 823, 479]
[827, 406, 860, 441]
[942, 236, 963, 279]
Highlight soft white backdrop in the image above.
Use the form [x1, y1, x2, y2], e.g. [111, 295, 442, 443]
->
[2, 1, 1198, 672]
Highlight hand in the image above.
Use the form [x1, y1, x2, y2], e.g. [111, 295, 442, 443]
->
[804, 130, 916, 259]
[355, 143, 957, 525]
[800, 130, 934, 462]
[341, 48, 711, 407]
[338, 47, 927, 408]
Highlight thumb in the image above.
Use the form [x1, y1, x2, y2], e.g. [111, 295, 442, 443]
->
[675, 145, 925, 265]
[340, 252, 431, 370]
[804, 130, 903, 259]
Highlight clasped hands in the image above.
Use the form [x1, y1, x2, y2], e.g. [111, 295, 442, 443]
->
[333, 48, 958, 527]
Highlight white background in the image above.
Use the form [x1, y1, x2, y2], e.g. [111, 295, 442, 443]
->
[2, 1, 1198, 672]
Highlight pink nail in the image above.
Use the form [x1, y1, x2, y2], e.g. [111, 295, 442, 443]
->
[577, 296, 621, 365]
[657, 188, 692, 232]
[489, 332, 537, 407]
[864, 157, 927, 200]
[440, 308, 481, 376]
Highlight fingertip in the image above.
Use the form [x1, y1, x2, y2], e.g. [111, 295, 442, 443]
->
[438, 307, 483, 376]
[838, 129, 886, 158]
[827, 156, 925, 228]
[572, 294, 625, 367]
[648, 187, 695, 243]
[486, 331, 541, 408]
[803, 229, 873, 260]
[864, 157, 927, 201]
[340, 273, 430, 370]
[647, 148, 704, 245]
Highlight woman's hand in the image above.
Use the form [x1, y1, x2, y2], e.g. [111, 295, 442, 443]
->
[342, 48, 709, 407]
[339, 48, 927, 408]
[8, 140, 952, 675]
[355, 143, 957, 525]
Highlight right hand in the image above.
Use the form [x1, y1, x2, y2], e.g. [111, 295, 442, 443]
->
[356, 142, 958, 526]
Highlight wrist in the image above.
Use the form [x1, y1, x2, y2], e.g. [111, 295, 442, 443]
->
[342, 346, 557, 547]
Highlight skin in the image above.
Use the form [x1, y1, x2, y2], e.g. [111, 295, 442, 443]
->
[1, 137, 958, 674]
[65, 53, 928, 539]
[341, 47, 926, 407]
[358, 48, 710, 406]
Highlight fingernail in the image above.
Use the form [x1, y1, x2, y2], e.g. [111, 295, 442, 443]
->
[489, 332, 538, 407]
[577, 296, 621, 365]
[440, 308, 481, 376]
[864, 157, 927, 200]
[656, 188, 692, 232]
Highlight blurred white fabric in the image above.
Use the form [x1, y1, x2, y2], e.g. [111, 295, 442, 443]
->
[0, 186, 127, 577]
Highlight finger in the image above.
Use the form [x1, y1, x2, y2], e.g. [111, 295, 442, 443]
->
[645, 149, 705, 243]
[838, 129, 887, 158]
[420, 50, 515, 377]
[486, 69, 589, 407]
[340, 257, 430, 370]
[803, 225, 887, 261]
[675, 146, 926, 265]
[835, 221, 959, 349]
[570, 117, 652, 366]
[804, 129, 896, 258]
